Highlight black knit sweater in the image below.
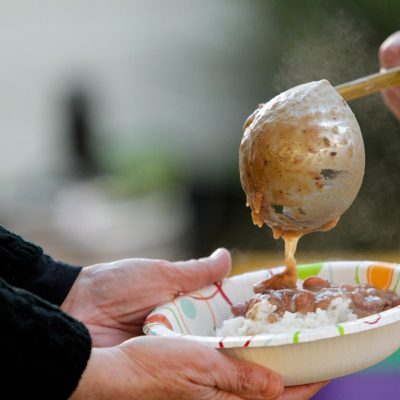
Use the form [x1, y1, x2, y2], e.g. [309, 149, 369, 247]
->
[0, 226, 91, 399]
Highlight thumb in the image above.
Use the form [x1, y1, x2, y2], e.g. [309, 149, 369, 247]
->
[379, 31, 400, 69]
[172, 248, 232, 293]
[379, 32, 400, 121]
[210, 352, 283, 400]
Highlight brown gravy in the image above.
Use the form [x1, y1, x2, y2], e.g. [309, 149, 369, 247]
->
[257, 217, 340, 290]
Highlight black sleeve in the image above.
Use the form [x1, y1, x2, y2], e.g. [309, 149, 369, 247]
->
[0, 226, 82, 305]
[0, 276, 91, 400]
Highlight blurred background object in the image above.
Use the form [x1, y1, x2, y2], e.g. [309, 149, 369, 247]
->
[1, 0, 400, 268]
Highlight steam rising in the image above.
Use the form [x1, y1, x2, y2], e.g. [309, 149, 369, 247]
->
[271, 10, 400, 251]
[274, 11, 375, 92]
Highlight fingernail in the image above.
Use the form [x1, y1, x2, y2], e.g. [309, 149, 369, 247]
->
[263, 373, 283, 399]
[210, 248, 225, 258]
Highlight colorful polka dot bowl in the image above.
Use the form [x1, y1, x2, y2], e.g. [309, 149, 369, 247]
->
[143, 261, 400, 386]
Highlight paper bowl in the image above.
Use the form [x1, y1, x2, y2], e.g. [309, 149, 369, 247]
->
[144, 261, 400, 385]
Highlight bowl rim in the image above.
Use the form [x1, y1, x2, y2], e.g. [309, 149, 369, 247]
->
[143, 260, 400, 349]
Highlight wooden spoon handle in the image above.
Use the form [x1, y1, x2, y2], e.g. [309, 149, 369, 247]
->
[335, 66, 400, 101]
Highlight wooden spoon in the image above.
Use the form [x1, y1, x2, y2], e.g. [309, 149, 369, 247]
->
[335, 66, 400, 101]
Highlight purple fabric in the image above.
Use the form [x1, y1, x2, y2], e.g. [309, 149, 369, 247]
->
[312, 374, 400, 399]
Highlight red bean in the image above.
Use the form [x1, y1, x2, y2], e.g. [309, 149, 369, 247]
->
[293, 290, 315, 314]
[231, 303, 248, 317]
[231, 296, 262, 317]
[269, 290, 295, 315]
[231, 276, 400, 322]
[339, 284, 354, 292]
[391, 297, 400, 307]
[350, 292, 365, 309]
[303, 276, 331, 291]
[314, 297, 332, 310]
[267, 295, 284, 314]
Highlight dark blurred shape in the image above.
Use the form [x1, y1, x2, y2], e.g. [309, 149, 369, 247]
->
[187, 182, 230, 257]
[186, 179, 282, 258]
[66, 89, 98, 177]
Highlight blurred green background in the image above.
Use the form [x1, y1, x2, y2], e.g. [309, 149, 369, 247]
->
[1, 0, 399, 266]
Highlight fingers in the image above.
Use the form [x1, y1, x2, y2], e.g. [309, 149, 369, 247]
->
[382, 88, 400, 120]
[379, 31, 400, 69]
[278, 381, 330, 400]
[210, 353, 283, 400]
[200, 389, 251, 400]
[379, 31, 400, 120]
[172, 248, 232, 293]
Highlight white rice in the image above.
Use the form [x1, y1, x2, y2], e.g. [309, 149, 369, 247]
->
[217, 297, 357, 336]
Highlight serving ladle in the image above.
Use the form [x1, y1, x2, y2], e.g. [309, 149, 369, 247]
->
[335, 65, 400, 101]
[240, 66, 400, 234]
[238, 66, 400, 290]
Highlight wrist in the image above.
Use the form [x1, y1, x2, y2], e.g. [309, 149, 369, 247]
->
[69, 348, 116, 400]
[61, 267, 92, 316]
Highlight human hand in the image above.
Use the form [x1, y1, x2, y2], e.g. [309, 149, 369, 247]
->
[62, 248, 231, 347]
[70, 335, 327, 400]
[278, 382, 329, 400]
[379, 31, 400, 120]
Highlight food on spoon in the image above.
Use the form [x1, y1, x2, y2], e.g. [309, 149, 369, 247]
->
[239, 80, 365, 287]
[217, 276, 400, 336]
[240, 79, 365, 232]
